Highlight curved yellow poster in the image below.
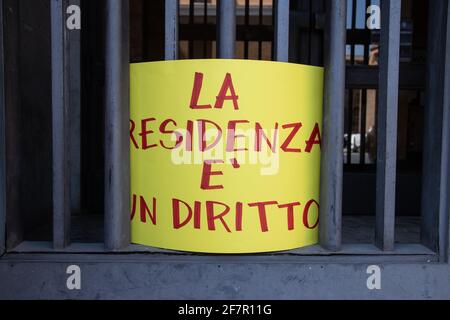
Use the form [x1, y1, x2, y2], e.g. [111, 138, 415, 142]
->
[130, 59, 323, 253]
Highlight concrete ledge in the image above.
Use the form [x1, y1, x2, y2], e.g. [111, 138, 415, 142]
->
[0, 253, 448, 299]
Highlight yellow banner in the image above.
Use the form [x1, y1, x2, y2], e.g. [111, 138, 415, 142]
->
[130, 59, 323, 253]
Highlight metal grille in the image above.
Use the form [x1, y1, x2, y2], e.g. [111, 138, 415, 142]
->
[0, 0, 449, 262]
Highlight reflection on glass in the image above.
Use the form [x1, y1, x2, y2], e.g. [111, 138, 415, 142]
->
[178, 0, 273, 60]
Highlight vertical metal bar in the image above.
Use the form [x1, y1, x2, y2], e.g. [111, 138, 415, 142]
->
[441, 0, 450, 262]
[0, 0, 5, 256]
[69, 0, 81, 216]
[422, 0, 448, 253]
[165, 0, 179, 60]
[51, 0, 71, 249]
[105, 0, 130, 250]
[258, 0, 263, 60]
[203, 0, 208, 58]
[375, 0, 401, 251]
[319, 0, 346, 251]
[274, 0, 290, 62]
[351, 0, 356, 26]
[3, 0, 22, 251]
[217, 0, 236, 58]
[244, 0, 250, 59]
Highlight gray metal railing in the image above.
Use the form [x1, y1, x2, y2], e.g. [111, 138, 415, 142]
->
[104, 0, 131, 250]
[375, 0, 401, 251]
[217, 0, 236, 58]
[439, 0, 450, 262]
[51, 0, 71, 249]
[319, 0, 346, 251]
[165, 0, 179, 60]
[19, 0, 450, 257]
[50, 0, 132, 251]
[422, 0, 450, 257]
[274, 0, 290, 62]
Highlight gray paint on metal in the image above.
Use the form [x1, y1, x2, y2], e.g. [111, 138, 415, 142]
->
[0, 0, 5, 257]
[217, 0, 236, 59]
[440, 2, 450, 262]
[104, 0, 131, 251]
[3, 0, 23, 250]
[165, 0, 179, 60]
[1, 255, 450, 299]
[69, 0, 82, 215]
[274, 0, 290, 62]
[51, 0, 71, 249]
[421, 0, 448, 252]
[319, 0, 346, 251]
[0, 0, 447, 301]
[375, 0, 401, 251]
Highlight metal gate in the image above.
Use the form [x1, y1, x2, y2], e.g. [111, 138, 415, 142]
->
[1, 0, 450, 299]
